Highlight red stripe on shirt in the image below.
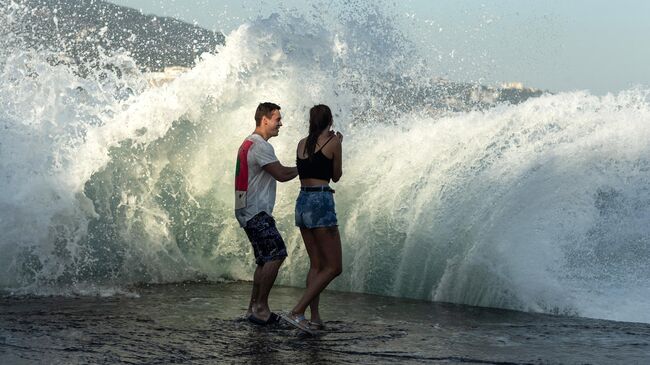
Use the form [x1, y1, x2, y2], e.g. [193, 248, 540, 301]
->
[235, 139, 254, 191]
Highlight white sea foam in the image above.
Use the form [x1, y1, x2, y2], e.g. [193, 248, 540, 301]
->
[1, 2, 649, 324]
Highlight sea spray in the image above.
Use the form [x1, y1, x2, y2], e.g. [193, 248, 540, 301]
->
[340, 90, 650, 323]
[1, 1, 649, 324]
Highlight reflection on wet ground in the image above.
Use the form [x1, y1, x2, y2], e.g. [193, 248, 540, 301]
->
[1, 282, 649, 364]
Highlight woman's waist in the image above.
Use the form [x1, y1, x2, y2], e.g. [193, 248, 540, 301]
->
[299, 178, 331, 187]
[298, 183, 335, 193]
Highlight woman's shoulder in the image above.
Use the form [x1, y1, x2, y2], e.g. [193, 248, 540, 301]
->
[323, 132, 341, 148]
[330, 133, 342, 145]
[296, 137, 307, 151]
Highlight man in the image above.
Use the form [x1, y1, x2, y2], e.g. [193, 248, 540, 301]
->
[235, 102, 298, 324]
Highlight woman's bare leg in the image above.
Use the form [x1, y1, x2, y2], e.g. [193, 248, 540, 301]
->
[291, 226, 342, 316]
[300, 227, 322, 321]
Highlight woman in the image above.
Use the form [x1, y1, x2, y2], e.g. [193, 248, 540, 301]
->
[283, 104, 343, 334]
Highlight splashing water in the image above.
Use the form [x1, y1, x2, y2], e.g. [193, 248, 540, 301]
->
[1, 1, 649, 324]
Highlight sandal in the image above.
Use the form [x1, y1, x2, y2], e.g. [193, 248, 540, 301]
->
[280, 312, 315, 335]
[248, 312, 281, 325]
[308, 320, 325, 331]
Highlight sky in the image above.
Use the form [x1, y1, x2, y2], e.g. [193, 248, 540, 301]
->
[108, 0, 650, 94]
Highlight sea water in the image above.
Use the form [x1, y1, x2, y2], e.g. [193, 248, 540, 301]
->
[1, 1, 650, 329]
[2, 282, 650, 364]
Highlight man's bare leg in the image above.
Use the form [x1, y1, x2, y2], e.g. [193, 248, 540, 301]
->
[247, 265, 263, 317]
[251, 258, 284, 320]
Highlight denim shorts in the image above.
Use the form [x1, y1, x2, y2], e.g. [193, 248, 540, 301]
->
[295, 187, 338, 228]
[243, 212, 288, 265]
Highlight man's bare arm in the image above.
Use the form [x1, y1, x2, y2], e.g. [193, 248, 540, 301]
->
[263, 162, 298, 182]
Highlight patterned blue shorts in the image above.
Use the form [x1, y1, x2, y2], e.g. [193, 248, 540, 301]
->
[243, 212, 288, 265]
[295, 187, 338, 228]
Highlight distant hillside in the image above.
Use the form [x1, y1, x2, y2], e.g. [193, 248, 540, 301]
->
[6, 0, 544, 108]
[350, 73, 546, 120]
[13, 0, 225, 71]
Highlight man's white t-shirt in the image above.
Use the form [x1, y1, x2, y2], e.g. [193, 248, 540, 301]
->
[234, 133, 279, 227]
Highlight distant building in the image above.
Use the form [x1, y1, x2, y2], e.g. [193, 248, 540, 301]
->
[144, 66, 189, 87]
[500, 82, 541, 93]
[501, 82, 525, 90]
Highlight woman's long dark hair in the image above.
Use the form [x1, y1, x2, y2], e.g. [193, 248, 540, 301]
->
[304, 104, 333, 160]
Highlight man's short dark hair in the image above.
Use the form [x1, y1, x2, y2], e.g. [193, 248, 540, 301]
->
[255, 102, 281, 126]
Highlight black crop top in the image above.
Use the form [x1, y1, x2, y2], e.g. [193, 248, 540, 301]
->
[297, 136, 335, 181]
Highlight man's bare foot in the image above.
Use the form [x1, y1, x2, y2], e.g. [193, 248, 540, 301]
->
[252, 305, 271, 321]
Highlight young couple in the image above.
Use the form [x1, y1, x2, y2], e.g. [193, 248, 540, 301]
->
[234, 102, 343, 334]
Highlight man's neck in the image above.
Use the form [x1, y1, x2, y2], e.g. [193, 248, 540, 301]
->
[253, 128, 271, 141]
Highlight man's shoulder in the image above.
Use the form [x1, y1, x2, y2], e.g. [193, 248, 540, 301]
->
[253, 136, 274, 151]
[240, 134, 270, 150]
[237, 136, 255, 154]
[248, 135, 277, 164]
[239, 134, 255, 145]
